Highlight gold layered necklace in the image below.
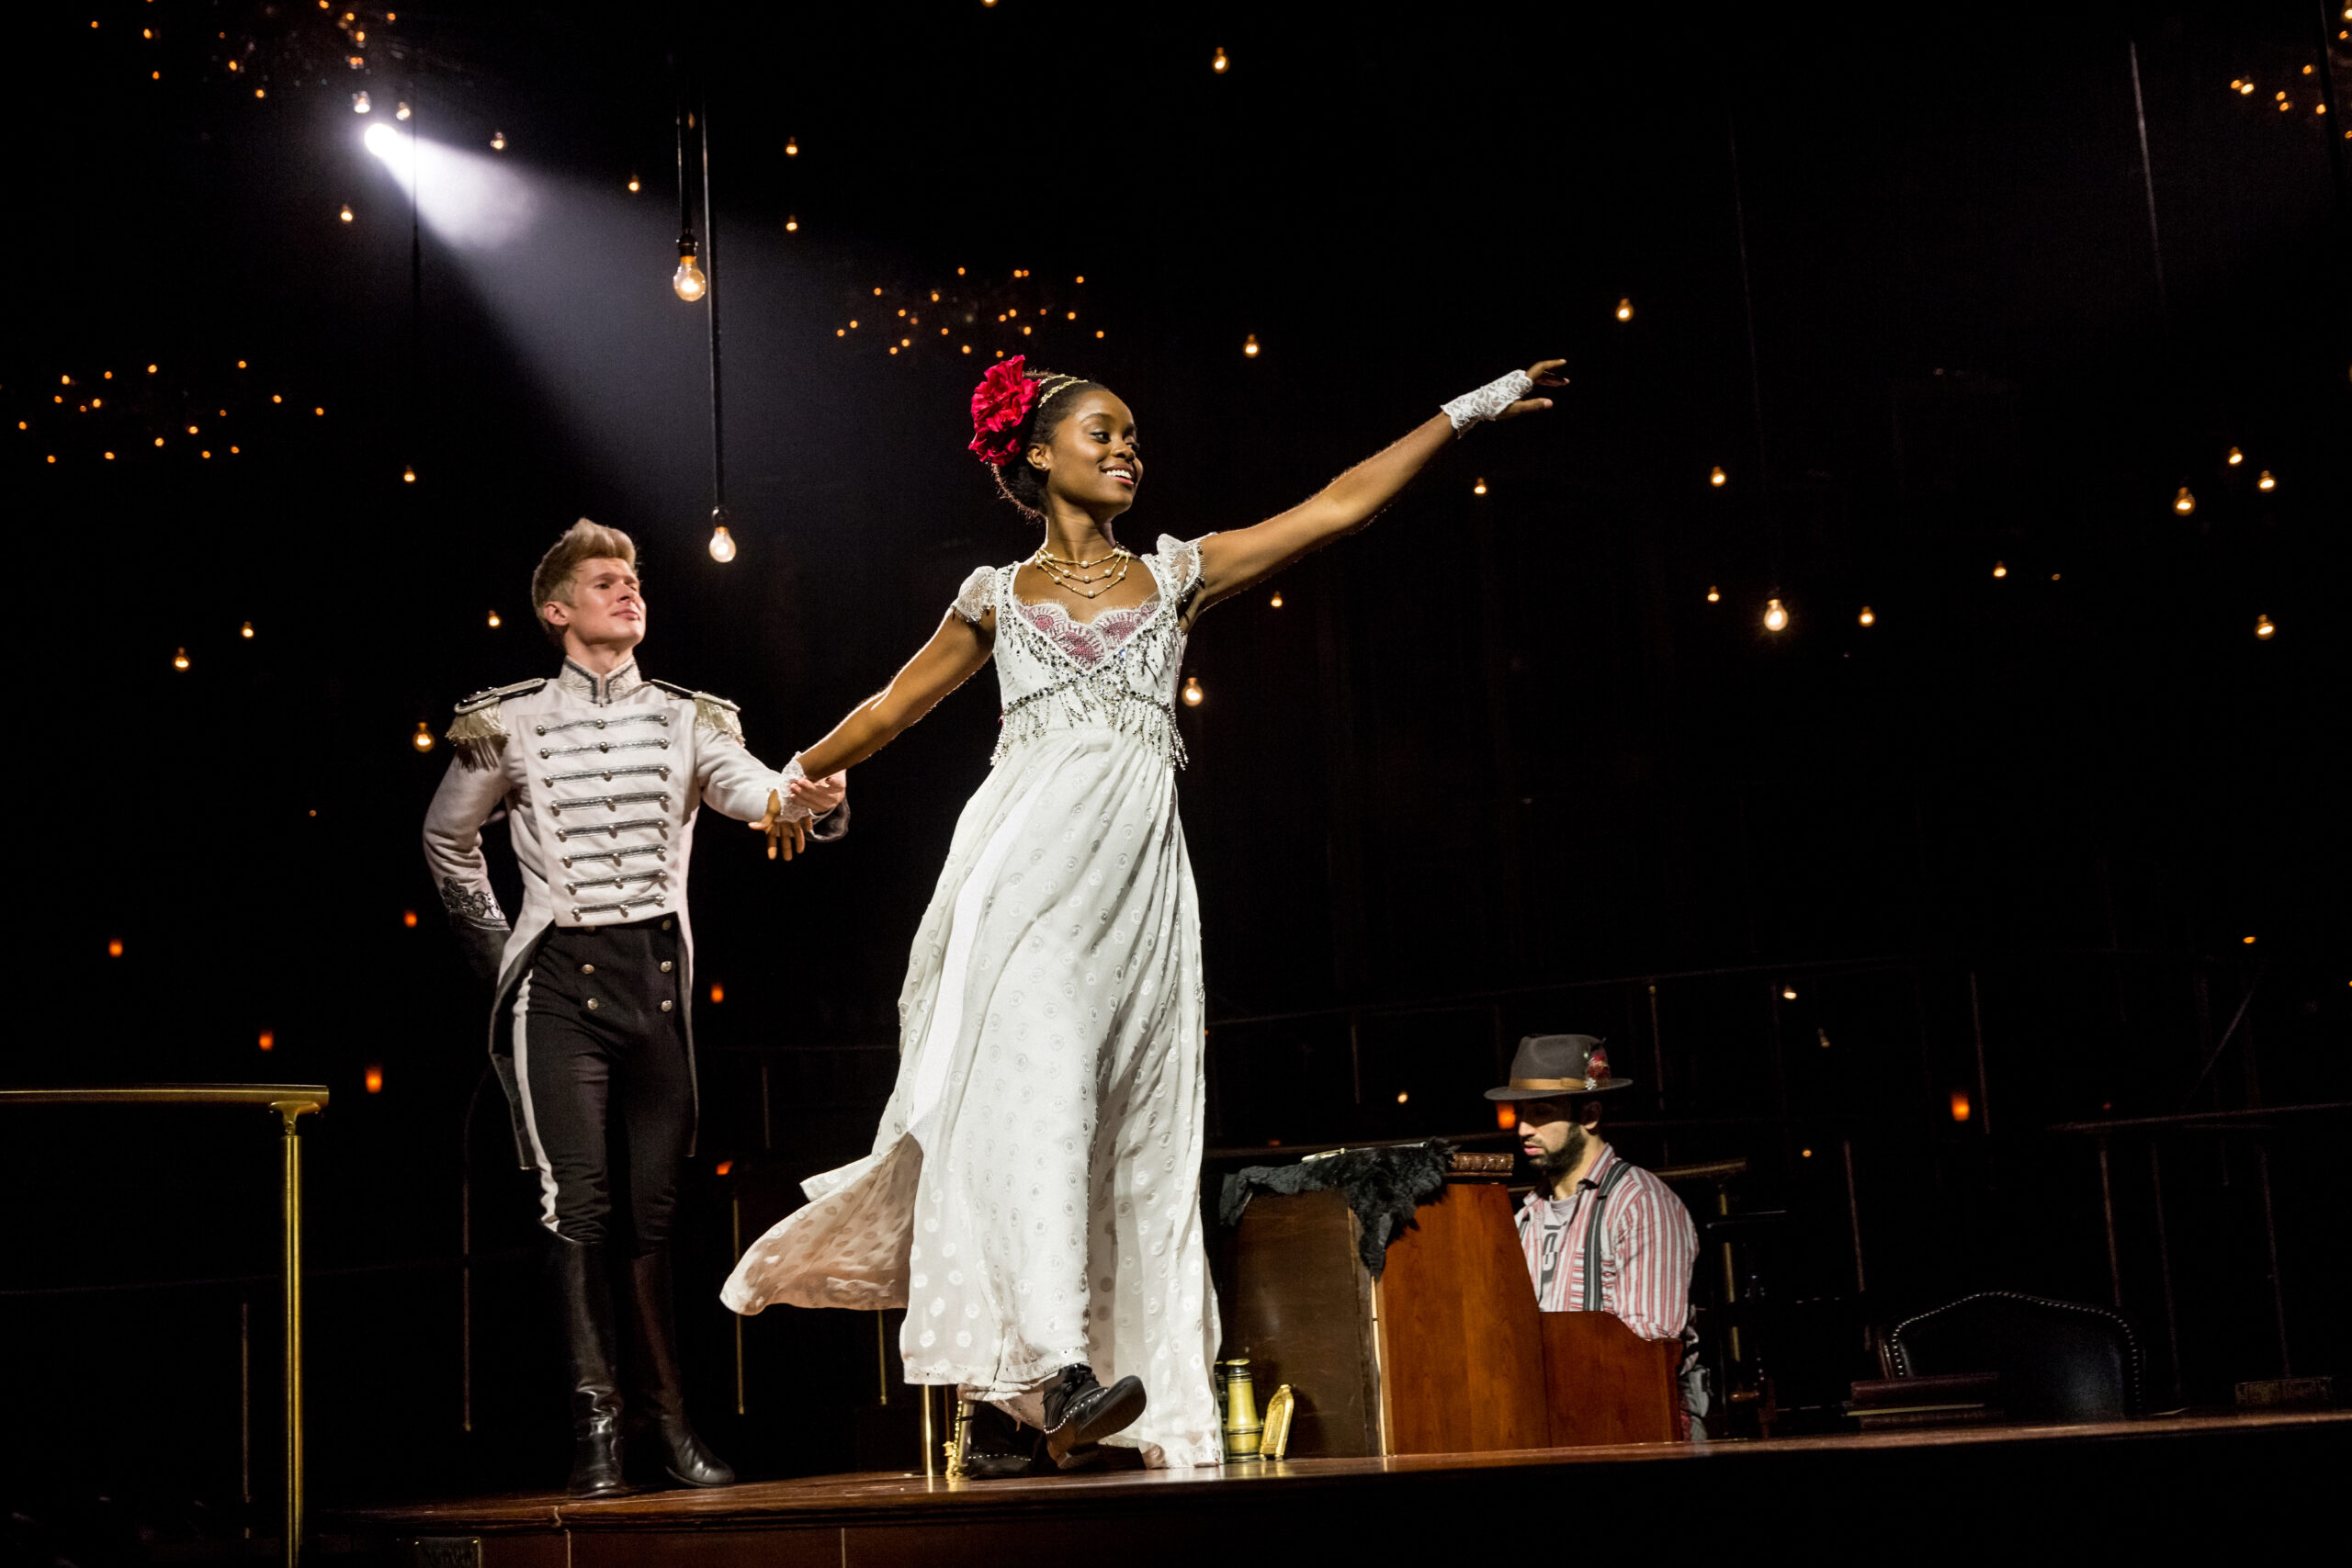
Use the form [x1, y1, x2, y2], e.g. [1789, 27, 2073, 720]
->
[1030, 542, 1133, 599]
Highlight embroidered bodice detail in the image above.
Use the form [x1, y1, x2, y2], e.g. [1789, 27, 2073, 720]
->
[1014, 595, 1162, 669]
[950, 535, 1210, 771]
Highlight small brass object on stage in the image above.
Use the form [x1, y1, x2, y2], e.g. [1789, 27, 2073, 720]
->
[946, 1397, 973, 1480]
[1218, 1358, 1262, 1462]
[1259, 1384, 1295, 1460]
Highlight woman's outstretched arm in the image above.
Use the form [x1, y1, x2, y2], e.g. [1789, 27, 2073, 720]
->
[802, 612, 997, 778]
[1193, 358, 1564, 609]
[750, 610, 995, 855]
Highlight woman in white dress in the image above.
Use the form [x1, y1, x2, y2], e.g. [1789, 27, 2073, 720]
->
[724, 355, 1565, 1472]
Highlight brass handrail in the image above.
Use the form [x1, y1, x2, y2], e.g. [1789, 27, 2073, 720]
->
[0, 1085, 328, 1568]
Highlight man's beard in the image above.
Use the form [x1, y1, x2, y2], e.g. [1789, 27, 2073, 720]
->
[1540, 1123, 1589, 1186]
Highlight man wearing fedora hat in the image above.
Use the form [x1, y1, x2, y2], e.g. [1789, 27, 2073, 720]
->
[1488, 1035, 1700, 1359]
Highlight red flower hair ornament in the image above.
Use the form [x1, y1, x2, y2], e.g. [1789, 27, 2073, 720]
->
[967, 355, 1037, 468]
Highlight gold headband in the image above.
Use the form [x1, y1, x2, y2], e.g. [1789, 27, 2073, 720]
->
[1032, 373, 1086, 408]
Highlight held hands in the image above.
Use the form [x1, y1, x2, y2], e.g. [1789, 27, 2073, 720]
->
[752, 770, 848, 863]
[1494, 358, 1568, 421]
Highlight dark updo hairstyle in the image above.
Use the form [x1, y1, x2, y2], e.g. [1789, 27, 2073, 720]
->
[992, 367, 1105, 519]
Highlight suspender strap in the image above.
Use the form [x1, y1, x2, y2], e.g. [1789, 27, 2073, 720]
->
[1580, 1159, 1638, 1313]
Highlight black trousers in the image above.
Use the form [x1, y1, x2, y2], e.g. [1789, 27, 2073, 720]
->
[513, 916, 693, 1250]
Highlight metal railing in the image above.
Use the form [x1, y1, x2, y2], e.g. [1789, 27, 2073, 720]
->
[0, 1085, 327, 1568]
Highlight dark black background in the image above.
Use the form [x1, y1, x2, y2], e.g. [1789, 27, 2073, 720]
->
[3, 0, 2346, 1543]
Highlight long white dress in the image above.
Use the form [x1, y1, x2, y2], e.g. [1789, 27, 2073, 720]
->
[722, 534, 1222, 1469]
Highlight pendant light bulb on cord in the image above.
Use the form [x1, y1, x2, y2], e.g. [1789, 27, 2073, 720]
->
[708, 507, 737, 563]
[673, 234, 707, 302]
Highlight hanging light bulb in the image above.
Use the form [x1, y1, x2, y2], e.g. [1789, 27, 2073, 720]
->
[490, 130, 506, 151]
[2226, 446, 2244, 465]
[1616, 297, 1633, 321]
[173, 648, 190, 670]
[1473, 478, 1487, 496]
[673, 236, 707, 301]
[1213, 47, 1229, 73]
[1706, 586, 1720, 603]
[487, 610, 502, 628]
[353, 91, 370, 113]
[2256, 469, 2277, 491]
[628, 175, 640, 192]
[1270, 591, 1283, 608]
[785, 214, 798, 231]
[1763, 598, 1788, 631]
[708, 507, 738, 563]
[785, 136, 799, 155]
[340, 203, 354, 222]
[1710, 465, 1726, 486]
[241, 621, 255, 638]
[396, 100, 411, 120]
[2173, 486, 2196, 514]
[1992, 560, 2008, 578]
[1242, 333, 1260, 357]
[1858, 605, 1875, 626]
[1182, 675, 1204, 706]
[2254, 614, 2275, 639]
[402, 464, 416, 483]
[412, 721, 435, 752]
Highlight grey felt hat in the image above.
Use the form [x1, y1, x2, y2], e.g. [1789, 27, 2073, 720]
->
[1484, 1033, 1632, 1100]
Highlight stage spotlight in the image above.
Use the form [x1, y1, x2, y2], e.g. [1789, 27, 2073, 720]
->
[1763, 598, 1788, 631]
[363, 120, 400, 158]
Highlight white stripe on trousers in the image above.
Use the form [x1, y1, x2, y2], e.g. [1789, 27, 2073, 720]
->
[510, 973, 562, 1234]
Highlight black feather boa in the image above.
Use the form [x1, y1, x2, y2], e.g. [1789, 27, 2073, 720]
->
[1217, 1141, 1456, 1281]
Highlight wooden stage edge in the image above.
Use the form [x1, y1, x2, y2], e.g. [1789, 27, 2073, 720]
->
[336, 1411, 2352, 1562]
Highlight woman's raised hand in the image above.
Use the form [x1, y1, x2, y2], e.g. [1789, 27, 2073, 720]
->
[1494, 358, 1569, 421]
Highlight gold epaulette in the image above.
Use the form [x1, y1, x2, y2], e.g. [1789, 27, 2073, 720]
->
[650, 679, 746, 745]
[446, 678, 548, 770]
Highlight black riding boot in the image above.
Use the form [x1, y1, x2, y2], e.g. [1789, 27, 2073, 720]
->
[548, 1236, 628, 1497]
[619, 1248, 736, 1489]
[1041, 1363, 1147, 1472]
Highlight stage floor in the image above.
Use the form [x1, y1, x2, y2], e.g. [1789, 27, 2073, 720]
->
[337, 1409, 2350, 1563]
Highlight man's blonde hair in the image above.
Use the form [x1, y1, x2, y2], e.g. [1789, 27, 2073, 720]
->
[531, 518, 638, 648]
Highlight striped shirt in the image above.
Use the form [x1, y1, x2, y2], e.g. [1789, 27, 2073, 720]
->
[1514, 1144, 1698, 1339]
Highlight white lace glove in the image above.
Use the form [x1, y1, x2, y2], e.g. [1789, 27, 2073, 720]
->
[772, 757, 815, 823]
[1441, 369, 1536, 433]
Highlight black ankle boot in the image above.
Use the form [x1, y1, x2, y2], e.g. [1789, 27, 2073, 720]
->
[619, 1249, 736, 1489]
[959, 1400, 1041, 1479]
[1041, 1364, 1147, 1471]
[548, 1237, 628, 1498]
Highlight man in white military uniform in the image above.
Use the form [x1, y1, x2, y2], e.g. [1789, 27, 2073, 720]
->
[424, 518, 844, 1496]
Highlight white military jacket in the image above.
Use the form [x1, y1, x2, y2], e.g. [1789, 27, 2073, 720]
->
[422, 655, 842, 1165]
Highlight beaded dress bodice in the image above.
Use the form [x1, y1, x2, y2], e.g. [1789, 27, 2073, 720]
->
[952, 534, 1205, 769]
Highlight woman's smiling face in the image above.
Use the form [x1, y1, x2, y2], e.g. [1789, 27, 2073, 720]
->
[1031, 389, 1141, 516]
